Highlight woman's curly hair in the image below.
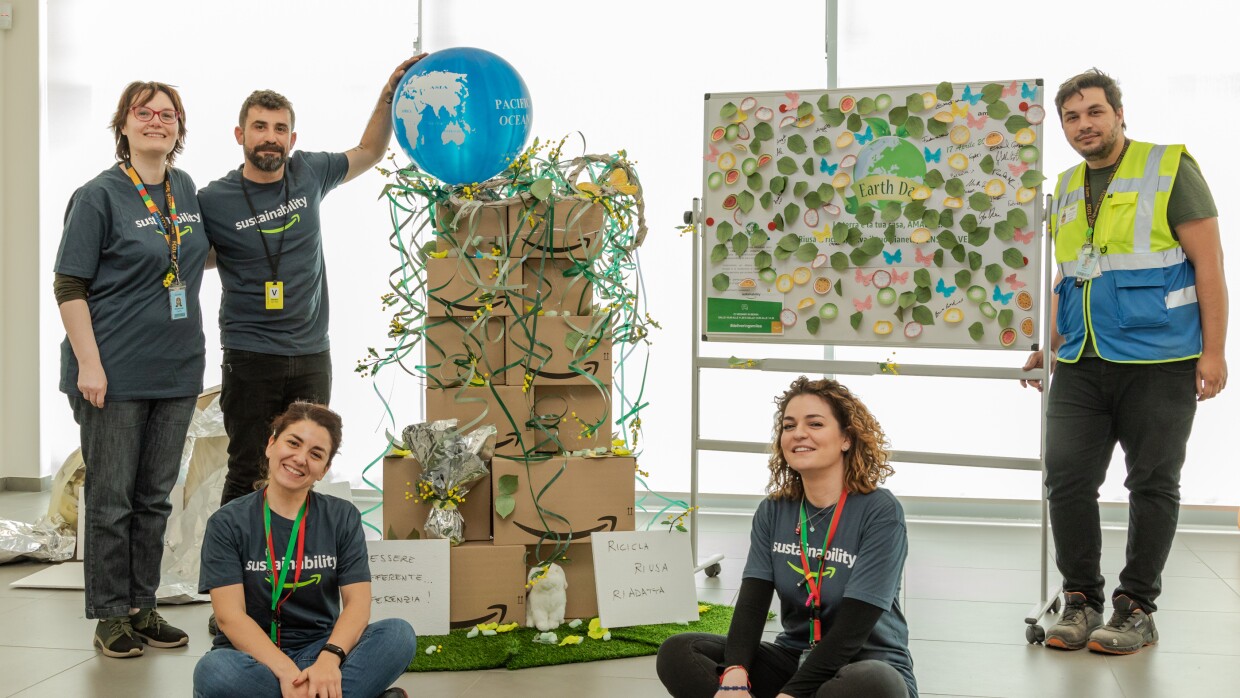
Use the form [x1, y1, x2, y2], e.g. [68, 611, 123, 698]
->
[766, 376, 893, 500]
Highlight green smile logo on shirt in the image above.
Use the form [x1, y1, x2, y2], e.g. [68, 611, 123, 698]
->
[787, 561, 836, 580]
[260, 213, 300, 234]
[264, 572, 322, 590]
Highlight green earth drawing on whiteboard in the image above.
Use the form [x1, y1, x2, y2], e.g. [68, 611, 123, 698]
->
[852, 136, 926, 206]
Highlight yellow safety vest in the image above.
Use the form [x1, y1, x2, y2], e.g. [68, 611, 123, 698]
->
[1048, 141, 1201, 362]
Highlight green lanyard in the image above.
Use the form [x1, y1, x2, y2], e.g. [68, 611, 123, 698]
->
[263, 489, 308, 646]
[1081, 138, 1130, 246]
[797, 490, 848, 647]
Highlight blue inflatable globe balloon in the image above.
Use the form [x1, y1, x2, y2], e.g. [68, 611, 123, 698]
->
[391, 47, 533, 186]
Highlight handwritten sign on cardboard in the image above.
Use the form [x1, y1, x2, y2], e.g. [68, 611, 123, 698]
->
[591, 531, 699, 628]
[366, 539, 450, 635]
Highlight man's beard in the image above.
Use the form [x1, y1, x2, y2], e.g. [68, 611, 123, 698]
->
[246, 144, 287, 172]
[1077, 124, 1122, 162]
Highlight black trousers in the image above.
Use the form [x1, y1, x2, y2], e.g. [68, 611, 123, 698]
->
[1045, 357, 1198, 613]
[656, 633, 909, 698]
[219, 348, 332, 505]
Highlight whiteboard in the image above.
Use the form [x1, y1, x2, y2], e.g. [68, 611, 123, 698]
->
[701, 80, 1046, 350]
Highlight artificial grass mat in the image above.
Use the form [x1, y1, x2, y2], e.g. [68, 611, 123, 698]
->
[408, 603, 734, 671]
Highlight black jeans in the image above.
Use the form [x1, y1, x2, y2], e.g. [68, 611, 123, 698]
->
[219, 348, 332, 505]
[1045, 357, 1198, 613]
[656, 633, 910, 698]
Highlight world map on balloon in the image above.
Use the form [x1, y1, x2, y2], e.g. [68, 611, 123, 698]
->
[391, 47, 532, 186]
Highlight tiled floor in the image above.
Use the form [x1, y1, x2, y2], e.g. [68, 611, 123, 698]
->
[1, 489, 1239, 697]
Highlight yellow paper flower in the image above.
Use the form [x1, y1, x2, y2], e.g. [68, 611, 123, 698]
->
[587, 618, 609, 640]
[558, 635, 583, 646]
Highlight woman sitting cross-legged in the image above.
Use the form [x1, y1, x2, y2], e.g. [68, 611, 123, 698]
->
[657, 376, 917, 698]
[193, 402, 416, 698]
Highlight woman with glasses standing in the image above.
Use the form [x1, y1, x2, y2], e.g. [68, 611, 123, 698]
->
[54, 81, 207, 658]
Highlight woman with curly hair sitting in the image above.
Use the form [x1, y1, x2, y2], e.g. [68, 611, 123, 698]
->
[657, 376, 916, 698]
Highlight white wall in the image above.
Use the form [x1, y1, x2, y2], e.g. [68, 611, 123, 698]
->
[0, 0, 44, 484]
[23, 0, 1240, 508]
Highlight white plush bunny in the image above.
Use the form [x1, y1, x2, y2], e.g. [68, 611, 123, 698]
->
[525, 562, 568, 632]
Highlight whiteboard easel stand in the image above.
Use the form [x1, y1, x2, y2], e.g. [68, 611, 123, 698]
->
[685, 196, 1058, 642]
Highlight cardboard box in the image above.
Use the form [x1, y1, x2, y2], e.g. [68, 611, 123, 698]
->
[422, 317, 508, 387]
[491, 456, 635, 547]
[424, 385, 534, 457]
[527, 543, 598, 620]
[433, 200, 512, 255]
[521, 258, 593, 316]
[506, 316, 612, 386]
[425, 257, 523, 317]
[530, 384, 612, 453]
[382, 456, 493, 542]
[508, 198, 605, 259]
[450, 542, 526, 628]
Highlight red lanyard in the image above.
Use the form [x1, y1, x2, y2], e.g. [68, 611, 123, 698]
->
[797, 490, 848, 646]
[263, 489, 308, 647]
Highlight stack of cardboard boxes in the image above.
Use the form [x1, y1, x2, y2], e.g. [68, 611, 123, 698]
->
[383, 195, 636, 628]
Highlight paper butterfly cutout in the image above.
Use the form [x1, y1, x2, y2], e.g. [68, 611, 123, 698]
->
[704, 143, 719, 162]
[993, 285, 1015, 305]
[961, 85, 981, 105]
[783, 91, 800, 110]
[882, 249, 903, 264]
[1008, 162, 1030, 177]
[1022, 82, 1038, 100]
[812, 226, 831, 243]
[890, 270, 909, 285]
[855, 126, 874, 145]
[578, 168, 638, 197]
[1013, 228, 1035, 244]
[950, 101, 969, 119]
[855, 268, 874, 286]
[966, 113, 988, 129]
[1004, 273, 1028, 290]
[936, 278, 957, 298]
[1002, 81, 1019, 98]
[853, 295, 873, 312]
[914, 248, 934, 266]
[924, 147, 942, 163]
[820, 159, 839, 175]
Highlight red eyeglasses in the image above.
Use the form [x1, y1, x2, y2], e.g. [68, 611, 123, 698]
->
[130, 106, 180, 125]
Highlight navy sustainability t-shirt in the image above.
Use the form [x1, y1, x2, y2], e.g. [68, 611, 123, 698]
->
[198, 151, 348, 355]
[55, 165, 207, 400]
[199, 489, 370, 650]
[744, 488, 917, 698]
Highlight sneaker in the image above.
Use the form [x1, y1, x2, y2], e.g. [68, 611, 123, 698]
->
[94, 617, 144, 658]
[130, 608, 189, 649]
[207, 613, 218, 636]
[380, 690, 408, 698]
[1045, 591, 1103, 650]
[1087, 595, 1158, 655]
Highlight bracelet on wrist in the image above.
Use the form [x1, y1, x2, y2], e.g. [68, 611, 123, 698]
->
[718, 664, 751, 690]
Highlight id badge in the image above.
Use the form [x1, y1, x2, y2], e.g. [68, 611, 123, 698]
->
[265, 281, 285, 310]
[169, 284, 188, 320]
[798, 648, 812, 669]
[1075, 244, 1102, 282]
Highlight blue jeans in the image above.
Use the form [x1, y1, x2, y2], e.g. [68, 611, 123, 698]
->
[219, 348, 332, 505]
[70, 394, 197, 619]
[1045, 357, 1198, 613]
[193, 618, 417, 698]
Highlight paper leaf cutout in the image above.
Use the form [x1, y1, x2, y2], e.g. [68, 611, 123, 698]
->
[777, 157, 797, 175]
[939, 209, 955, 229]
[850, 311, 863, 330]
[950, 245, 966, 263]
[770, 176, 787, 194]
[955, 269, 973, 288]
[753, 251, 772, 270]
[960, 214, 978, 233]
[1008, 208, 1029, 228]
[987, 100, 1010, 120]
[969, 193, 992, 211]
[1005, 115, 1031, 133]
[998, 309, 1014, 328]
[1021, 170, 1047, 188]
[937, 231, 958, 249]
[806, 316, 821, 335]
[889, 106, 909, 127]
[787, 134, 807, 154]
[981, 83, 1004, 104]
[495, 494, 515, 519]
[832, 222, 849, 245]
[711, 274, 730, 292]
[984, 263, 1004, 283]
[1003, 248, 1028, 269]
[994, 221, 1014, 241]
[750, 231, 769, 247]
[830, 252, 850, 271]
[813, 136, 832, 155]
[710, 244, 728, 264]
[720, 102, 737, 119]
[777, 233, 801, 252]
[530, 178, 554, 201]
[968, 322, 985, 341]
[923, 169, 944, 189]
[969, 251, 983, 270]
[498, 474, 519, 495]
[732, 235, 748, 256]
[980, 154, 995, 174]
[912, 305, 935, 326]
[935, 81, 954, 101]
[753, 122, 774, 141]
[904, 116, 925, 139]
[914, 268, 932, 288]
[855, 206, 876, 225]
[795, 243, 818, 263]
[968, 228, 990, 246]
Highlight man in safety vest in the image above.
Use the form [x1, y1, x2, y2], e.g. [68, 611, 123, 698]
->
[1022, 69, 1228, 655]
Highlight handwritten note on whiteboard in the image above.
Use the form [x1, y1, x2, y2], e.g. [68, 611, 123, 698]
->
[591, 531, 700, 628]
[366, 539, 450, 635]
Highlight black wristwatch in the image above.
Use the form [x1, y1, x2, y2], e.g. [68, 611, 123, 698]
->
[320, 642, 347, 666]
